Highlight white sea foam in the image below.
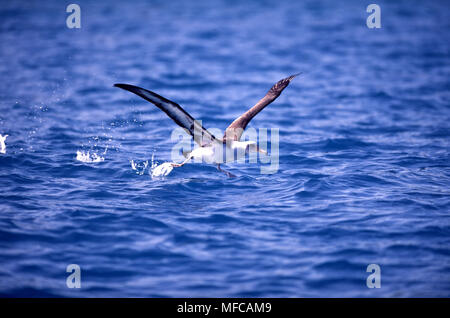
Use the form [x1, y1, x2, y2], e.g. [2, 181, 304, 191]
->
[76, 150, 105, 163]
[151, 162, 174, 177]
[0, 134, 8, 154]
[149, 152, 174, 177]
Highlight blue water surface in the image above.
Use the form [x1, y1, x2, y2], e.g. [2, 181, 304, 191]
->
[0, 0, 449, 297]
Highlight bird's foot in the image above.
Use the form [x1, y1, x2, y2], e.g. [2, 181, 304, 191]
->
[217, 164, 236, 178]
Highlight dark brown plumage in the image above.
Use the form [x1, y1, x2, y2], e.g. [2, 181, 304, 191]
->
[114, 83, 218, 146]
[223, 73, 300, 142]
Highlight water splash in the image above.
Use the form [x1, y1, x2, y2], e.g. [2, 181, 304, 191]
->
[0, 134, 8, 154]
[151, 162, 174, 177]
[76, 150, 105, 163]
[149, 153, 174, 177]
[130, 159, 148, 175]
[130, 153, 174, 177]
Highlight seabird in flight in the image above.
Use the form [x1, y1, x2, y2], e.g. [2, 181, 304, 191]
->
[114, 73, 299, 177]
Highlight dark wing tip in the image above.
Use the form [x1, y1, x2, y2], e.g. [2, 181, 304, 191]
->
[114, 83, 148, 96]
[114, 83, 136, 90]
[287, 72, 302, 81]
[268, 73, 301, 96]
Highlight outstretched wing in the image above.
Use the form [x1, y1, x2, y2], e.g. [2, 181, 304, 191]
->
[223, 73, 300, 142]
[114, 84, 218, 146]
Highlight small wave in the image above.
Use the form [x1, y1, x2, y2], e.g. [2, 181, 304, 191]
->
[0, 134, 8, 154]
[76, 150, 105, 163]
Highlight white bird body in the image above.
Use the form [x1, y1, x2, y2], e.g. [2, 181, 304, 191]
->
[188, 140, 258, 164]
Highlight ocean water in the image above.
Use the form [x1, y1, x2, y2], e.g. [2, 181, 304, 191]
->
[0, 0, 449, 297]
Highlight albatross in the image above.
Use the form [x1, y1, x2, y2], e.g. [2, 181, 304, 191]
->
[114, 73, 299, 177]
